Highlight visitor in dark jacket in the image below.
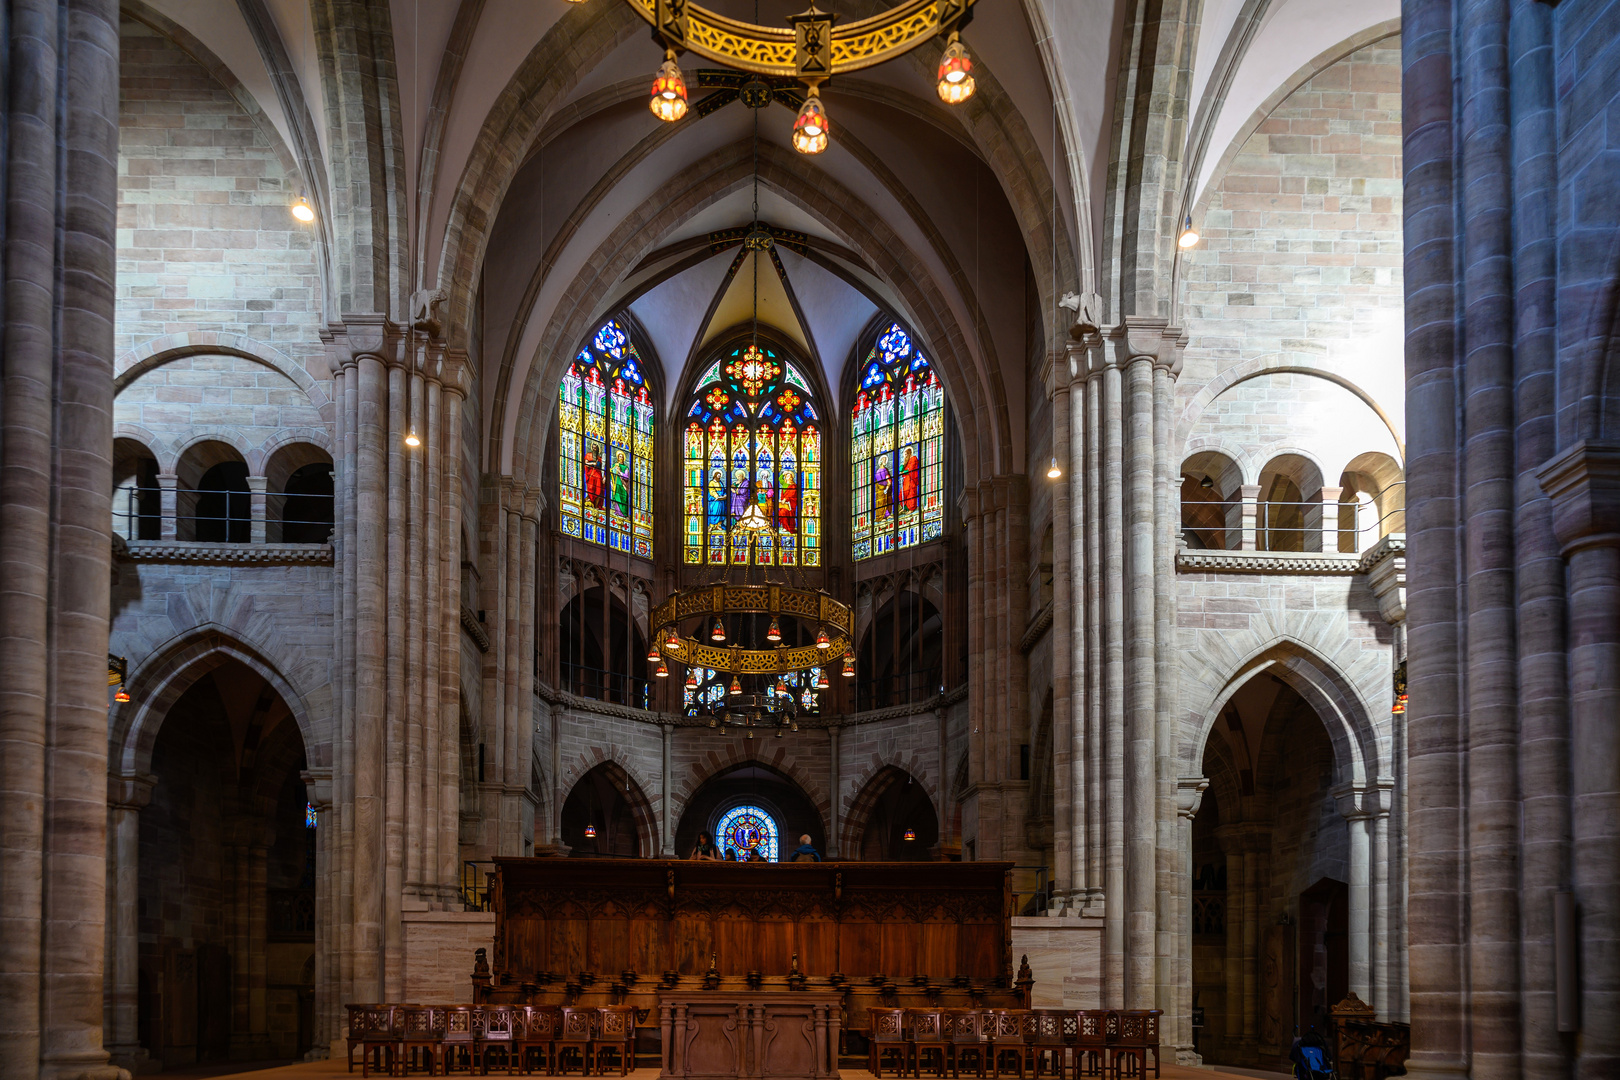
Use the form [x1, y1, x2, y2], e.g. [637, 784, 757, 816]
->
[790, 834, 821, 861]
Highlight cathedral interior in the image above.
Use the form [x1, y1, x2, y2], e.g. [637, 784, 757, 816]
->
[1, 1, 1618, 1079]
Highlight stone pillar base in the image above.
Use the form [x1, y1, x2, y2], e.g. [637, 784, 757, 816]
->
[104, 1048, 158, 1075]
[1174, 1047, 1201, 1066]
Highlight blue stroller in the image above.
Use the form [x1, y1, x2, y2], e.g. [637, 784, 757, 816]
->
[1294, 1043, 1333, 1080]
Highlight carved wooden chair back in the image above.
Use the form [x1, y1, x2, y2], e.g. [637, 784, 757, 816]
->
[348, 1005, 398, 1078]
[944, 1010, 987, 1079]
[909, 1009, 951, 1078]
[396, 1006, 446, 1076]
[1025, 1011, 1068, 1080]
[985, 1010, 1030, 1079]
[868, 1008, 911, 1078]
[1073, 1012, 1108, 1078]
[594, 1006, 637, 1076]
[554, 1007, 597, 1076]
[1116, 1010, 1161, 1079]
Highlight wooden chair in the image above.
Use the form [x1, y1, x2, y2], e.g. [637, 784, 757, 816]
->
[1074, 1012, 1108, 1079]
[479, 1005, 519, 1075]
[514, 1006, 560, 1075]
[442, 1005, 485, 1075]
[397, 1006, 448, 1076]
[944, 1010, 987, 1079]
[553, 1007, 596, 1076]
[868, 1008, 910, 1077]
[1108, 1011, 1158, 1079]
[985, 1010, 1028, 1079]
[347, 1005, 398, 1077]
[1025, 1011, 1068, 1080]
[593, 1006, 637, 1076]
[909, 1009, 951, 1078]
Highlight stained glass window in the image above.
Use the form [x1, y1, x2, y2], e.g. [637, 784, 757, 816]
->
[682, 343, 821, 567]
[716, 804, 780, 862]
[851, 323, 945, 560]
[683, 666, 822, 718]
[305, 802, 318, 829]
[559, 319, 655, 557]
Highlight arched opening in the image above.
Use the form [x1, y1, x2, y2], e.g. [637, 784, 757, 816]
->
[1257, 453, 1324, 552]
[673, 762, 824, 862]
[1180, 451, 1243, 550]
[176, 440, 250, 542]
[135, 657, 313, 1065]
[845, 766, 939, 863]
[856, 590, 942, 710]
[113, 437, 162, 540]
[1193, 670, 1350, 1067]
[1337, 451, 1404, 553]
[559, 761, 654, 857]
[559, 583, 648, 707]
[264, 443, 334, 544]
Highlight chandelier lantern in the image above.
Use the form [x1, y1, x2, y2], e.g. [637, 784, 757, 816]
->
[650, 50, 689, 122]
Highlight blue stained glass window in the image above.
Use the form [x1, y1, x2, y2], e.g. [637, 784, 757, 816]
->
[305, 802, 318, 829]
[851, 322, 945, 560]
[558, 318, 655, 558]
[715, 804, 779, 862]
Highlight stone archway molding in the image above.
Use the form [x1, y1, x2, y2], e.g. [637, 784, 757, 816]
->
[672, 742, 831, 848]
[111, 622, 320, 778]
[1176, 355, 1404, 463]
[839, 761, 940, 859]
[116, 332, 333, 416]
[558, 751, 662, 857]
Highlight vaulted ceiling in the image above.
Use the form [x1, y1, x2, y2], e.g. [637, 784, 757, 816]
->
[128, 0, 1399, 483]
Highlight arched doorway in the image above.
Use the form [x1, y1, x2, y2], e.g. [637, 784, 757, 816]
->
[131, 656, 314, 1066]
[844, 766, 939, 862]
[559, 761, 656, 857]
[673, 762, 824, 862]
[1192, 672, 1351, 1068]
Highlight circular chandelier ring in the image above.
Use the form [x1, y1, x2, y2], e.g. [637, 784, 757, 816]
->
[662, 636, 852, 674]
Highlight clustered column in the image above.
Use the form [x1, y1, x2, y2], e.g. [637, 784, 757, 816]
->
[1050, 318, 1186, 1048]
[0, 4, 123, 1080]
[324, 319, 467, 1047]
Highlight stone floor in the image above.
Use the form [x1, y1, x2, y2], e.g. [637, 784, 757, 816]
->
[157, 1060, 1292, 1080]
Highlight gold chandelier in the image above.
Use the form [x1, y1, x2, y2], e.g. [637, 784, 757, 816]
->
[570, 0, 982, 152]
[650, 583, 852, 676]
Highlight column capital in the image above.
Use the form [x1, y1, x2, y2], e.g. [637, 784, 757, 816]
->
[1536, 440, 1620, 555]
[1361, 536, 1407, 624]
[441, 349, 472, 399]
[1176, 776, 1209, 820]
[1102, 318, 1185, 376]
[107, 772, 156, 811]
[1332, 778, 1394, 821]
[301, 767, 333, 810]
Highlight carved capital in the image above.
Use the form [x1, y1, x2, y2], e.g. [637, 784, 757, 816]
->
[1362, 535, 1407, 624]
[1537, 441, 1620, 555]
[1176, 776, 1209, 821]
[1332, 778, 1393, 822]
[108, 772, 157, 812]
[302, 767, 333, 811]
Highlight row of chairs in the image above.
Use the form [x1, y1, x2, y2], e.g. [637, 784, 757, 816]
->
[866, 1008, 1162, 1080]
[346, 1004, 638, 1077]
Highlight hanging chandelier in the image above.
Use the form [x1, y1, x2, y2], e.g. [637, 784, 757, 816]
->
[604, 0, 980, 151]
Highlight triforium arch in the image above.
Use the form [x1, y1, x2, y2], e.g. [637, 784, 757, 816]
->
[840, 764, 941, 861]
[559, 759, 659, 858]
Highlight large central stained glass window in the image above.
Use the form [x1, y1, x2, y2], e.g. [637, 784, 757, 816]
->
[682, 343, 821, 566]
[852, 322, 945, 559]
[558, 319, 655, 557]
[715, 804, 779, 861]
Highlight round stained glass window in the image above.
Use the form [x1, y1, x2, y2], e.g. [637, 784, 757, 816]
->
[715, 804, 779, 862]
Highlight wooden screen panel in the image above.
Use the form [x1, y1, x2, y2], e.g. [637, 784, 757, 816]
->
[796, 919, 837, 975]
[630, 916, 667, 973]
[714, 917, 758, 974]
[920, 923, 958, 980]
[958, 922, 1000, 980]
[838, 920, 882, 977]
[880, 921, 921, 976]
[673, 915, 713, 973]
[588, 915, 631, 975]
[756, 918, 794, 973]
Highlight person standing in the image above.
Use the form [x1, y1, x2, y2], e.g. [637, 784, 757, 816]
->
[789, 835, 821, 862]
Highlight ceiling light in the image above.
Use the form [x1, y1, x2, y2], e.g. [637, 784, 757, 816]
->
[729, 675, 743, 697]
[936, 34, 975, 105]
[404, 429, 421, 447]
[1046, 457, 1062, 480]
[647, 640, 662, 662]
[655, 660, 670, 679]
[792, 88, 829, 155]
[114, 688, 131, 703]
[584, 824, 597, 838]
[650, 50, 688, 123]
[815, 628, 831, 650]
[903, 829, 917, 842]
[686, 669, 699, 690]
[766, 616, 782, 643]
[291, 195, 315, 223]
[711, 617, 726, 643]
[842, 652, 856, 678]
[664, 626, 683, 652]
[816, 669, 828, 690]
[1178, 215, 1199, 249]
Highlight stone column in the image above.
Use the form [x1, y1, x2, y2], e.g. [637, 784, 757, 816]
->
[1315, 486, 1342, 554]
[0, 3, 122, 1078]
[1335, 785, 1373, 1005]
[1540, 442, 1620, 1077]
[1369, 782, 1393, 1018]
[1100, 350, 1126, 1001]
[1174, 778, 1208, 1065]
[301, 768, 333, 1054]
[157, 472, 179, 540]
[661, 724, 674, 856]
[1081, 347, 1105, 915]
[1237, 485, 1261, 551]
[105, 774, 155, 1069]
[828, 726, 841, 858]
[438, 353, 469, 899]
[248, 476, 268, 543]
[1048, 354, 1075, 909]
[1215, 829, 1244, 1056]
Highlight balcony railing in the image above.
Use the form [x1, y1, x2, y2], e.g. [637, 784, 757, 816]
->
[1181, 481, 1405, 554]
[559, 661, 651, 711]
[853, 666, 943, 712]
[114, 485, 334, 544]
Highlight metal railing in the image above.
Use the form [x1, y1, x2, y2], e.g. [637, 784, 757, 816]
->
[461, 860, 497, 911]
[268, 887, 316, 940]
[1180, 481, 1406, 553]
[1010, 864, 1051, 915]
[113, 485, 334, 543]
[559, 661, 650, 710]
[853, 666, 943, 712]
